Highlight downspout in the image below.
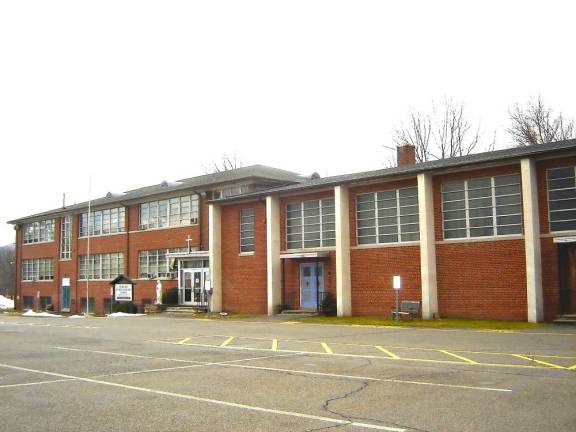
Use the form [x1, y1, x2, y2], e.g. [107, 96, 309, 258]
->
[14, 225, 20, 311]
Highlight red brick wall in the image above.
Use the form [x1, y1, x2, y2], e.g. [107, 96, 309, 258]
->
[436, 240, 527, 320]
[16, 197, 207, 314]
[348, 180, 421, 316]
[433, 164, 528, 320]
[221, 200, 268, 314]
[350, 247, 421, 316]
[19, 218, 60, 312]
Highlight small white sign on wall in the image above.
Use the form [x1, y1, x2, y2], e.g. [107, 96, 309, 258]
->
[62, 278, 70, 286]
[115, 283, 133, 301]
[393, 275, 401, 290]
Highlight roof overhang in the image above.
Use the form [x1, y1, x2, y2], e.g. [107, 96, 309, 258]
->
[280, 251, 330, 259]
[168, 251, 210, 259]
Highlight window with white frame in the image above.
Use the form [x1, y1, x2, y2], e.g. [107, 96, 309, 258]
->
[22, 258, 54, 281]
[286, 198, 336, 249]
[139, 195, 199, 229]
[356, 187, 420, 245]
[547, 166, 576, 232]
[22, 219, 55, 244]
[79, 207, 125, 237]
[240, 208, 255, 253]
[442, 174, 523, 239]
[60, 215, 72, 260]
[138, 248, 186, 279]
[78, 253, 124, 280]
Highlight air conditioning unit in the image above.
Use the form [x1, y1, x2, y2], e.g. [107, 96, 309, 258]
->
[139, 224, 149, 230]
[190, 218, 198, 224]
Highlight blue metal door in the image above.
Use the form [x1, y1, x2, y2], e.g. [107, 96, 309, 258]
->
[300, 263, 324, 309]
[61, 283, 70, 312]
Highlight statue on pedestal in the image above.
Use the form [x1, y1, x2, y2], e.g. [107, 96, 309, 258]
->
[155, 280, 162, 305]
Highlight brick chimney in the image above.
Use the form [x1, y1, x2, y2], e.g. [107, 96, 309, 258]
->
[396, 143, 416, 166]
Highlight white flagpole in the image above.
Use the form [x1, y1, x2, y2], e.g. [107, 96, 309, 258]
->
[85, 176, 91, 316]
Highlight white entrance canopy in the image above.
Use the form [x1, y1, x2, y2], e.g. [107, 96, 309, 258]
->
[168, 251, 210, 259]
[279, 251, 330, 259]
[553, 237, 576, 244]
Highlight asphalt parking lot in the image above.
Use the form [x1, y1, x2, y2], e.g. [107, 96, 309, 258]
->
[0, 315, 575, 432]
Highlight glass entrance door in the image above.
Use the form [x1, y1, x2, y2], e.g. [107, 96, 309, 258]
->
[180, 268, 209, 307]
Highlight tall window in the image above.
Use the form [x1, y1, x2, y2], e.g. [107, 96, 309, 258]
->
[240, 208, 255, 253]
[286, 198, 335, 249]
[356, 187, 419, 245]
[79, 253, 124, 280]
[139, 195, 199, 229]
[23, 219, 55, 244]
[79, 207, 125, 237]
[442, 174, 522, 239]
[22, 258, 54, 281]
[138, 248, 186, 279]
[60, 215, 72, 260]
[547, 166, 576, 232]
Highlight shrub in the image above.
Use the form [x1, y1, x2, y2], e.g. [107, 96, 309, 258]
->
[162, 287, 179, 305]
[321, 293, 337, 316]
[113, 301, 137, 313]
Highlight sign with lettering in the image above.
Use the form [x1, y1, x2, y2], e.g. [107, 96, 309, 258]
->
[115, 283, 133, 301]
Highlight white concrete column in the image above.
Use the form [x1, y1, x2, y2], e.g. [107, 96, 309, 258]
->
[208, 204, 222, 313]
[521, 158, 544, 322]
[335, 185, 352, 316]
[417, 173, 439, 319]
[266, 195, 281, 315]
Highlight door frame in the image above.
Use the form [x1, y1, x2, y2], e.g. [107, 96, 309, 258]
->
[299, 262, 324, 310]
[180, 268, 208, 307]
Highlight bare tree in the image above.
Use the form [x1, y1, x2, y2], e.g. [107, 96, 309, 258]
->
[0, 244, 15, 297]
[390, 98, 487, 163]
[508, 96, 575, 146]
[203, 153, 243, 173]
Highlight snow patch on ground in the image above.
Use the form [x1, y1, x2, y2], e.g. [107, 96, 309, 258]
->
[0, 295, 14, 310]
[22, 310, 63, 318]
[68, 315, 86, 319]
[106, 312, 145, 318]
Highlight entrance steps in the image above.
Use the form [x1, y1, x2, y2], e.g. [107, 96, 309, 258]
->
[553, 314, 576, 325]
[164, 306, 207, 317]
[280, 309, 318, 316]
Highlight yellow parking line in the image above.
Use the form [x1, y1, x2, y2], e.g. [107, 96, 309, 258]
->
[220, 337, 235, 347]
[272, 339, 278, 351]
[512, 354, 567, 369]
[375, 346, 400, 359]
[177, 337, 191, 345]
[281, 321, 301, 325]
[321, 342, 333, 354]
[440, 350, 478, 364]
[569, 364, 576, 370]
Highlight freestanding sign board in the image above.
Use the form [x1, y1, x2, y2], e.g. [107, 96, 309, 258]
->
[110, 275, 135, 304]
[115, 283, 133, 301]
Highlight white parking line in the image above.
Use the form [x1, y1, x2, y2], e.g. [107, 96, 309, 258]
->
[54, 346, 512, 393]
[0, 362, 404, 431]
[0, 378, 76, 389]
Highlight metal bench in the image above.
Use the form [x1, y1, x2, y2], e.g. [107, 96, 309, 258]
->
[391, 300, 421, 320]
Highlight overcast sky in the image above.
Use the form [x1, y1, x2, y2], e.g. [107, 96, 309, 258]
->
[1, 0, 574, 246]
